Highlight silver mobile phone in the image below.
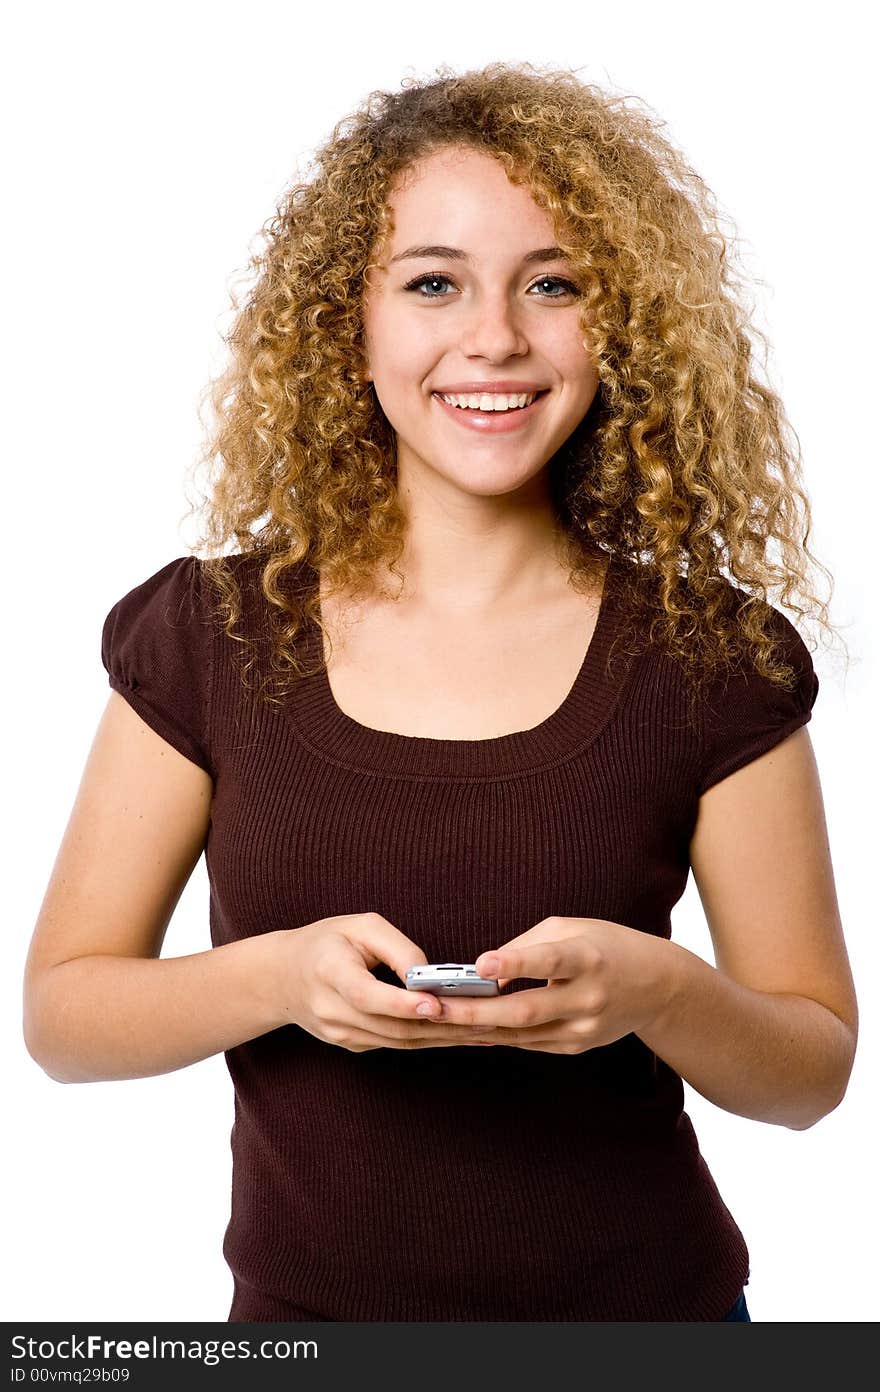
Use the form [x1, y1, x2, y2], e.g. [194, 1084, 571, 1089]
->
[405, 963, 499, 996]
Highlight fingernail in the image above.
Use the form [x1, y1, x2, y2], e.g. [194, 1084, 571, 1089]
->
[417, 1002, 436, 1017]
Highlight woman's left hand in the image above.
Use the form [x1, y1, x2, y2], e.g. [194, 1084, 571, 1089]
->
[435, 916, 677, 1053]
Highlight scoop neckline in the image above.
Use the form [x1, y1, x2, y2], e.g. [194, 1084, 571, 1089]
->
[285, 553, 628, 780]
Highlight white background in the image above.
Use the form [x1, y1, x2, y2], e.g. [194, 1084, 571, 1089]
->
[3, 0, 876, 1323]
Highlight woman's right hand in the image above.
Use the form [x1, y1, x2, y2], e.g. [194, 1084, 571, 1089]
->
[267, 912, 494, 1052]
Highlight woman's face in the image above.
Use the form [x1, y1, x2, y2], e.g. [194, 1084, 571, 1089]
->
[362, 144, 599, 500]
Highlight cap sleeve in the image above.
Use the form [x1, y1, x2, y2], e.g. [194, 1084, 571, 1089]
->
[101, 556, 214, 777]
[697, 605, 819, 796]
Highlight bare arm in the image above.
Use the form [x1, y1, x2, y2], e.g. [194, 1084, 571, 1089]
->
[23, 692, 285, 1083]
[637, 938, 855, 1129]
[638, 727, 858, 1129]
[26, 934, 286, 1083]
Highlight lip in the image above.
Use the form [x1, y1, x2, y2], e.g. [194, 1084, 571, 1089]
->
[432, 380, 549, 394]
[432, 389, 550, 433]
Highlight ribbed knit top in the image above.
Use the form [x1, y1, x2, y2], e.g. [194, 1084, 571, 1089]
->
[101, 550, 819, 1322]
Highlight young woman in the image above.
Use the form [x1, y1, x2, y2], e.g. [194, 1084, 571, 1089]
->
[23, 62, 857, 1323]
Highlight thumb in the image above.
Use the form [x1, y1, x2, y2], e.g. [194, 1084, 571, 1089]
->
[352, 914, 428, 985]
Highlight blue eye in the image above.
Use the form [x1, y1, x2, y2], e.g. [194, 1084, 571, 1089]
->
[402, 273, 579, 299]
[403, 273, 455, 298]
[530, 276, 579, 298]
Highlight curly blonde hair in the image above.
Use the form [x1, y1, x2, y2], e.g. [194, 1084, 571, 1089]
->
[183, 60, 841, 712]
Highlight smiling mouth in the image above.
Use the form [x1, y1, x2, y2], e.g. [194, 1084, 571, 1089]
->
[432, 389, 550, 413]
[430, 388, 552, 434]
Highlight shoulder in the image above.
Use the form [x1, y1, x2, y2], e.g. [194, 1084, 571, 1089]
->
[612, 556, 814, 676]
[102, 555, 206, 650]
[100, 555, 214, 775]
[694, 588, 819, 796]
[605, 557, 819, 793]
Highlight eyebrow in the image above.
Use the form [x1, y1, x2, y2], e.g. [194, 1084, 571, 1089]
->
[388, 244, 571, 266]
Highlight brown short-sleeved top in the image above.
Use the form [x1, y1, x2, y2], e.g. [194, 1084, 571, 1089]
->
[101, 551, 818, 1321]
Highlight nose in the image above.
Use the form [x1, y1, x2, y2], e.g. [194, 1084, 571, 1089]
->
[457, 290, 530, 362]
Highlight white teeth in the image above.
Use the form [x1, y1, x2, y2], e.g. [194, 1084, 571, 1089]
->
[438, 391, 537, 411]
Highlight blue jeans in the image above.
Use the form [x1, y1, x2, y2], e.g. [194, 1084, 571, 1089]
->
[722, 1290, 751, 1321]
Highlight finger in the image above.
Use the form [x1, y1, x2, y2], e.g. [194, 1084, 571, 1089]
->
[333, 959, 445, 1022]
[333, 1024, 501, 1052]
[359, 1012, 506, 1042]
[465, 1029, 576, 1052]
[437, 983, 562, 1030]
[331, 961, 566, 1038]
[330, 986, 507, 1042]
[349, 914, 439, 994]
[476, 940, 580, 986]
